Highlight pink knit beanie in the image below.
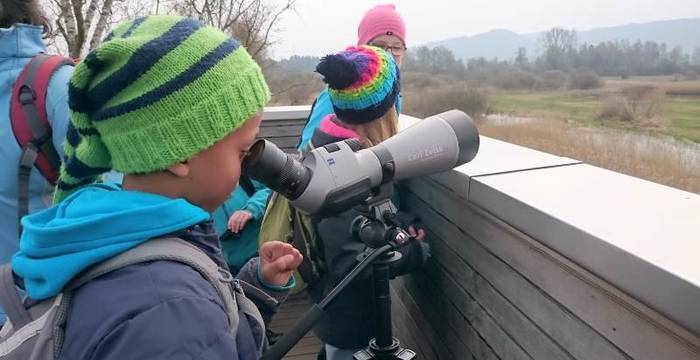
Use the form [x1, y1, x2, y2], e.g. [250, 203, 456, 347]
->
[357, 4, 406, 46]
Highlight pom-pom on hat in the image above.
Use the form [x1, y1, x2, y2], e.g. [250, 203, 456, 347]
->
[315, 45, 400, 124]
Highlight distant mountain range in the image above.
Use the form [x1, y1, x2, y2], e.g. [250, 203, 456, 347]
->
[426, 18, 700, 61]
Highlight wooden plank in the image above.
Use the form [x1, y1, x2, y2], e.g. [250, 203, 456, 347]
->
[418, 226, 575, 360]
[390, 280, 455, 359]
[261, 118, 307, 127]
[392, 276, 474, 359]
[389, 287, 433, 359]
[406, 178, 700, 359]
[271, 293, 323, 360]
[259, 125, 305, 137]
[262, 106, 310, 121]
[395, 273, 501, 360]
[406, 266, 530, 360]
[283, 355, 316, 360]
[286, 342, 322, 357]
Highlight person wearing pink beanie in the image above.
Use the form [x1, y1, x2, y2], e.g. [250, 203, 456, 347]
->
[297, 3, 408, 150]
[357, 3, 407, 65]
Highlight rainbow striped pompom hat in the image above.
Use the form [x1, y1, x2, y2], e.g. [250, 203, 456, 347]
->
[316, 45, 399, 124]
[55, 15, 270, 202]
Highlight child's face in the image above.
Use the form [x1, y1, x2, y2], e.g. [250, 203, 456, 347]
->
[185, 113, 263, 212]
[366, 34, 405, 66]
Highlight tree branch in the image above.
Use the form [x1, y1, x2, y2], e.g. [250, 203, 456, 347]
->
[72, 0, 86, 56]
[83, 0, 100, 35]
[89, 0, 114, 52]
[59, 0, 79, 56]
[251, 0, 294, 59]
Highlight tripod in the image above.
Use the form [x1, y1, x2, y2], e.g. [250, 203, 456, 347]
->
[261, 184, 417, 360]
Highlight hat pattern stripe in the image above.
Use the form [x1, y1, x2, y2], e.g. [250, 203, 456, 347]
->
[93, 38, 239, 122]
[88, 18, 202, 113]
[63, 155, 112, 181]
[68, 53, 102, 115]
[65, 125, 80, 149]
[83, 52, 102, 70]
[56, 176, 98, 192]
[120, 16, 149, 39]
[334, 78, 400, 124]
[102, 32, 114, 43]
[102, 18, 135, 43]
[332, 73, 397, 110]
[66, 125, 100, 148]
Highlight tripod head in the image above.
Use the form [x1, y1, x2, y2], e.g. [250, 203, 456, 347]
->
[261, 183, 417, 360]
[351, 183, 412, 251]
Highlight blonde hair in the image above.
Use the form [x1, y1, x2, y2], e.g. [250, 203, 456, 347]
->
[339, 106, 398, 147]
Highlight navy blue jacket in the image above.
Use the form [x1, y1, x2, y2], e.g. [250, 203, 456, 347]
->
[61, 222, 285, 360]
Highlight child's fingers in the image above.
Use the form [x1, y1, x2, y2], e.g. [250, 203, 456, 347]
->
[260, 241, 292, 260]
[266, 247, 302, 269]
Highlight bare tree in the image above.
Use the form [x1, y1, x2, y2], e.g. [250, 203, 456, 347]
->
[166, 0, 296, 62]
[48, 0, 117, 58]
[539, 28, 577, 71]
[46, 0, 159, 58]
[43, 0, 294, 61]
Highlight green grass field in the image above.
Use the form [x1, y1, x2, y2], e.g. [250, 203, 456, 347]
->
[489, 90, 700, 143]
[666, 98, 700, 143]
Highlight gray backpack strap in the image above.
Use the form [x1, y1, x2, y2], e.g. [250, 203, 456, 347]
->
[66, 238, 242, 331]
[0, 265, 32, 329]
[233, 280, 269, 352]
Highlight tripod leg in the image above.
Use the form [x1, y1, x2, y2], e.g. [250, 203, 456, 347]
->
[372, 254, 394, 349]
[352, 252, 417, 360]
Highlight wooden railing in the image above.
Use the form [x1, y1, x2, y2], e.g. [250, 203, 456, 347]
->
[261, 107, 700, 360]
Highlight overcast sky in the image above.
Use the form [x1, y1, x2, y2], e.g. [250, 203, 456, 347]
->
[270, 0, 700, 59]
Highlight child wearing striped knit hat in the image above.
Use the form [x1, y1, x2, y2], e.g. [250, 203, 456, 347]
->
[11, 15, 301, 359]
[305, 45, 429, 360]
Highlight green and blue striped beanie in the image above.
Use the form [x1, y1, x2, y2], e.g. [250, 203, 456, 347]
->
[55, 15, 270, 202]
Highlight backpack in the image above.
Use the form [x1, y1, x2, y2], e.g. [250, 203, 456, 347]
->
[0, 237, 266, 360]
[259, 192, 327, 293]
[10, 54, 74, 235]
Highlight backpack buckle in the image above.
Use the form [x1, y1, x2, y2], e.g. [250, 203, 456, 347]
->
[19, 86, 36, 105]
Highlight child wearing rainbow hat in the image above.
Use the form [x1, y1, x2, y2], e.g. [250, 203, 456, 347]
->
[306, 45, 428, 360]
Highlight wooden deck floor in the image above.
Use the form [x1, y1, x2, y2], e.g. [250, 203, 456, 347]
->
[270, 292, 322, 360]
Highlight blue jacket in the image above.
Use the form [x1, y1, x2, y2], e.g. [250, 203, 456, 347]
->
[212, 180, 271, 271]
[13, 184, 292, 359]
[297, 87, 402, 149]
[0, 24, 73, 265]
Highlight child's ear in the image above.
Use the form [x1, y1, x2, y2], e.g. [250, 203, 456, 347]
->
[167, 162, 190, 178]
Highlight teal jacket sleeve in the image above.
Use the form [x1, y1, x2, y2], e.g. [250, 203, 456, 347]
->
[298, 88, 333, 149]
[243, 180, 271, 220]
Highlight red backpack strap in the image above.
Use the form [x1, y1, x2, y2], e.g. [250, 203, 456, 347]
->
[10, 54, 74, 234]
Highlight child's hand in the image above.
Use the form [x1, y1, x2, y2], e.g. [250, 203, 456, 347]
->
[408, 226, 426, 241]
[259, 241, 303, 287]
[228, 210, 253, 233]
